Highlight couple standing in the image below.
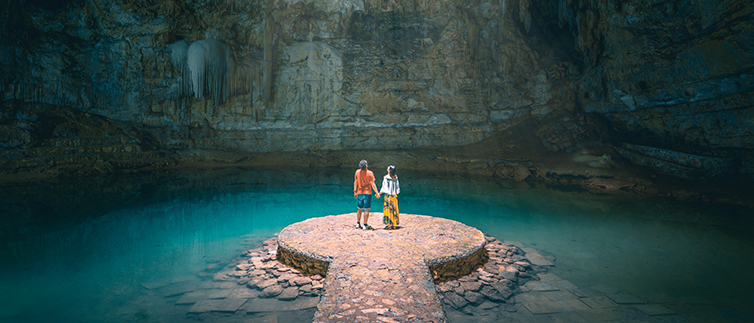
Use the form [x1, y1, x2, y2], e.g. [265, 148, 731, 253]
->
[353, 159, 400, 230]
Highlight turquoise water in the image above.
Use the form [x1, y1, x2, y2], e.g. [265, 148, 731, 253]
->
[0, 168, 752, 322]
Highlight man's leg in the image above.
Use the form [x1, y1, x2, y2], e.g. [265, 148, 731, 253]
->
[356, 208, 363, 224]
[362, 194, 372, 229]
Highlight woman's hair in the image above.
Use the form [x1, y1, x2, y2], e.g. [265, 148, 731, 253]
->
[388, 165, 396, 177]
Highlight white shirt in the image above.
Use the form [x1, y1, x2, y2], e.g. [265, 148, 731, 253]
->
[380, 175, 400, 196]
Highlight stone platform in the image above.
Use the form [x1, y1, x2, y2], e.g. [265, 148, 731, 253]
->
[276, 213, 488, 323]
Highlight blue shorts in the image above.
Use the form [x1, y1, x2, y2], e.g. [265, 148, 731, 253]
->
[357, 194, 372, 209]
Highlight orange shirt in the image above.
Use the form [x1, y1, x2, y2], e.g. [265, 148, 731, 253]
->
[354, 169, 375, 195]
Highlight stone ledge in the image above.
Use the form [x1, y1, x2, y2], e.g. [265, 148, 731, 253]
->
[275, 213, 488, 323]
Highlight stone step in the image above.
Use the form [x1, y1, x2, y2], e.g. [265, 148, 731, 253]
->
[276, 213, 488, 323]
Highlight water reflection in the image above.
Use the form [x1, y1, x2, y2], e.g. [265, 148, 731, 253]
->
[0, 168, 752, 322]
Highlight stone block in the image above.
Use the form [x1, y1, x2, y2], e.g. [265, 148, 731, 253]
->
[579, 296, 617, 309]
[523, 302, 561, 314]
[635, 304, 676, 316]
[516, 292, 551, 303]
[544, 291, 578, 302]
[464, 291, 485, 305]
[460, 281, 481, 292]
[550, 299, 592, 311]
[443, 292, 469, 309]
[176, 291, 207, 305]
[141, 280, 170, 290]
[188, 299, 223, 314]
[278, 287, 299, 301]
[548, 311, 589, 323]
[213, 298, 248, 313]
[256, 279, 278, 290]
[526, 256, 553, 266]
[548, 280, 579, 291]
[607, 293, 645, 304]
[536, 273, 561, 282]
[228, 288, 261, 298]
[259, 285, 283, 298]
[245, 296, 320, 313]
[574, 308, 621, 322]
[523, 281, 558, 292]
[608, 305, 654, 321]
[163, 283, 196, 297]
[188, 298, 248, 314]
[480, 286, 505, 302]
[206, 289, 233, 299]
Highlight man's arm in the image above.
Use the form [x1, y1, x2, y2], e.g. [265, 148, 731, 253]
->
[354, 179, 358, 198]
[371, 181, 380, 198]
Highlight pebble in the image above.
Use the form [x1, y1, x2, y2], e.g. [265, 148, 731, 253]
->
[278, 287, 299, 300]
[460, 281, 481, 292]
[259, 285, 283, 298]
[434, 236, 542, 314]
[236, 264, 253, 271]
[255, 279, 277, 290]
[290, 276, 312, 286]
[464, 291, 484, 305]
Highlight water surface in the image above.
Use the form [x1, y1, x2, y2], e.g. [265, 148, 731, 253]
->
[0, 168, 752, 322]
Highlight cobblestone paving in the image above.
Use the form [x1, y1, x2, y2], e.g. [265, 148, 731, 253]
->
[277, 213, 488, 323]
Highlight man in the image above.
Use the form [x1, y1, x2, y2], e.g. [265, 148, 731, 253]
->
[354, 159, 380, 230]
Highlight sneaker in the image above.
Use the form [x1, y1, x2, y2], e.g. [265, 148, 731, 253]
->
[363, 224, 373, 230]
[356, 223, 362, 229]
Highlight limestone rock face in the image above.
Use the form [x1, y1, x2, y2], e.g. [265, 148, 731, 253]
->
[1, 0, 753, 180]
[532, 0, 754, 177]
[1, 0, 568, 155]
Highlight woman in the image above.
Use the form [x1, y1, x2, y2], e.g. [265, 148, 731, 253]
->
[379, 165, 400, 230]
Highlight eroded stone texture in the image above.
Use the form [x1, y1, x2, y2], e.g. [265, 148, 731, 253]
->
[2, 0, 753, 193]
[529, 0, 754, 177]
[0, 0, 570, 157]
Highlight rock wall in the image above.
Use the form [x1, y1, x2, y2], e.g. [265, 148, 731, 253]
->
[531, 0, 754, 177]
[1, 0, 571, 155]
[1, 0, 753, 182]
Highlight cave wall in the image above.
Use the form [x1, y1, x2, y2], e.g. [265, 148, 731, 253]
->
[1, 0, 575, 154]
[1, 0, 753, 180]
[536, 0, 754, 177]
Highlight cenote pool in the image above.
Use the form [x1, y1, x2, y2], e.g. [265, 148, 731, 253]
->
[0, 168, 752, 323]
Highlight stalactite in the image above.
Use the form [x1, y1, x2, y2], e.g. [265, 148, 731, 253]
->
[186, 39, 233, 107]
[518, 0, 531, 33]
[168, 40, 190, 99]
[168, 39, 264, 109]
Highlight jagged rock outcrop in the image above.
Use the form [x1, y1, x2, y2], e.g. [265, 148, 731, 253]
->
[526, 0, 754, 178]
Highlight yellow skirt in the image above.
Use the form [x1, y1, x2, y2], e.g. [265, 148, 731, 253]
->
[383, 194, 399, 227]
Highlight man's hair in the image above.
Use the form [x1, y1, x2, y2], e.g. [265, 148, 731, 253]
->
[359, 160, 368, 170]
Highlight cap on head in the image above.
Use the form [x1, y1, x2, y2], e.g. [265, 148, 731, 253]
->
[359, 160, 368, 169]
